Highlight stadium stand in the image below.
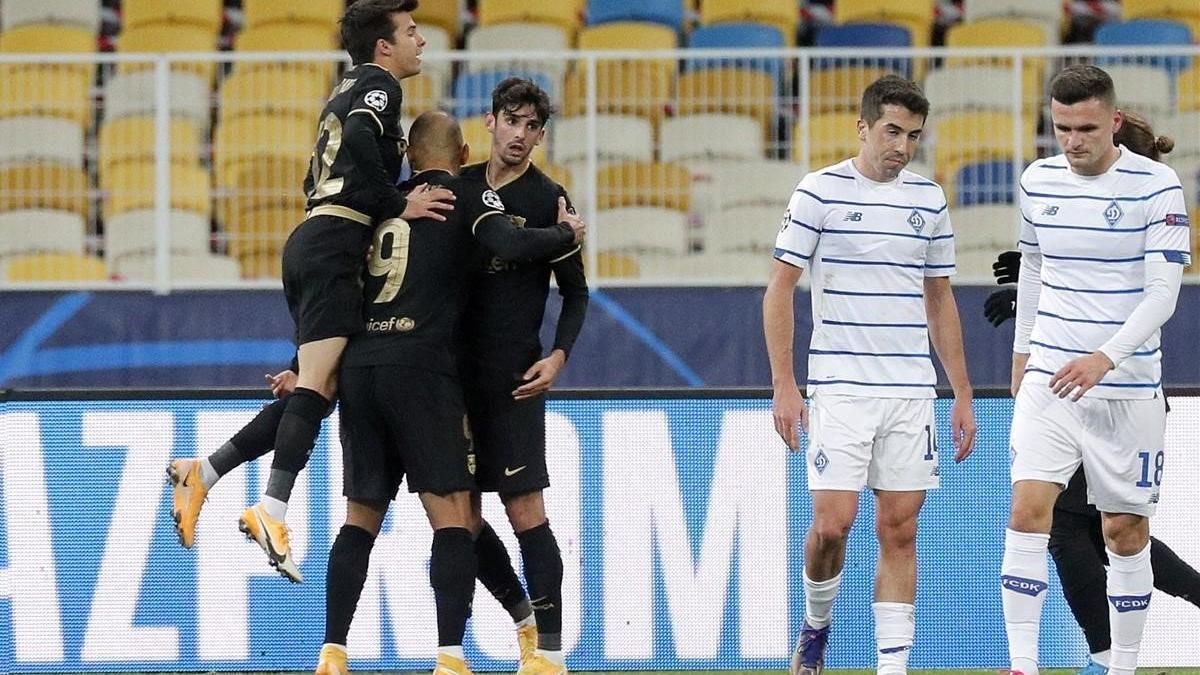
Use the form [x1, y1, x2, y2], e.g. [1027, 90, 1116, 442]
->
[242, 0, 343, 31]
[102, 163, 211, 219]
[413, 0, 463, 42]
[121, 0, 222, 34]
[3, 252, 108, 282]
[586, 0, 685, 33]
[1094, 18, 1194, 77]
[660, 114, 765, 162]
[698, 0, 799, 45]
[478, 0, 582, 37]
[104, 209, 212, 261]
[595, 206, 689, 254]
[105, 71, 212, 134]
[961, 0, 1064, 43]
[0, 0, 102, 33]
[0, 209, 87, 257]
[0, 117, 84, 167]
[550, 114, 654, 164]
[596, 161, 691, 211]
[834, 0, 936, 47]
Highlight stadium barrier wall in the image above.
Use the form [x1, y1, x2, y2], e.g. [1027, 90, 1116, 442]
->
[2, 388, 1198, 672]
[0, 45, 1198, 289]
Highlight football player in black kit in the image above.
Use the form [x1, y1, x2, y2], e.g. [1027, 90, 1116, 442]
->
[315, 110, 585, 675]
[457, 78, 588, 675]
[166, 0, 455, 582]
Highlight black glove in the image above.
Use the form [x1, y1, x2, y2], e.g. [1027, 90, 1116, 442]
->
[993, 250, 1022, 284]
[984, 288, 1017, 327]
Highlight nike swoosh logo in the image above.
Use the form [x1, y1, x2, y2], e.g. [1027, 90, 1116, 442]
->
[504, 465, 527, 476]
[256, 511, 287, 563]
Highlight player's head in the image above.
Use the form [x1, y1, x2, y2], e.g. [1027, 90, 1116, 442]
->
[1115, 110, 1174, 162]
[855, 74, 929, 181]
[485, 77, 553, 168]
[1049, 64, 1122, 175]
[408, 110, 469, 173]
[340, 0, 424, 79]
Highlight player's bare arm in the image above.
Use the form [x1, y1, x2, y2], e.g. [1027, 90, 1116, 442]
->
[763, 258, 807, 451]
[924, 276, 977, 460]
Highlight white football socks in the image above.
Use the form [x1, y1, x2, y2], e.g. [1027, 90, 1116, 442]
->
[803, 569, 842, 629]
[1001, 528, 1050, 675]
[1107, 543, 1153, 675]
[874, 601, 915, 674]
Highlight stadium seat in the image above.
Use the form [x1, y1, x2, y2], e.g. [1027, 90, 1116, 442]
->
[218, 155, 308, 226]
[1094, 19, 1193, 77]
[0, 209, 86, 257]
[1170, 157, 1199, 213]
[797, 112, 860, 169]
[579, 21, 677, 49]
[224, 203, 304, 261]
[587, 0, 685, 32]
[550, 114, 654, 164]
[0, 117, 84, 168]
[952, 160, 1016, 207]
[962, 0, 1063, 43]
[0, 164, 89, 219]
[1, 0, 101, 32]
[0, 23, 94, 54]
[464, 23, 569, 84]
[950, 204, 1020, 277]
[1121, 0, 1200, 43]
[932, 112, 1035, 182]
[1157, 112, 1200, 159]
[478, 0, 581, 37]
[1179, 68, 1200, 112]
[3, 253, 108, 282]
[416, 24, 453, 93]
[676, 68, 776, 134]
[565, 24, 676, 124]
[0, 68, 92, 128]
[945, 18, 1047, 87]
[595, 206, 689, 254]
[685, 23, 786, 81]
[104, 209, 211, 260]
[399, 72, 444, 119]
[1104, 65, 1174, 116]
[707, 205, 783, 254]
[923, 65, 1040, 117]
[452, 70, 559, 119]
[234, 24, 339, 79]
[697, 250, 773, 280]
[834, 0, 935, 47]
[122, 0, 222, 32]
[118, 24, 219, 83]
[98, 117, 202, 176]
[698, 0, 798, 45]
[214, 114, 312, 189]
[540, 163, 574, 193]
[102, 163, 211, 219]
[113, 252, 241, 283]
[809, 65, 893, 115]
[242, 0, 342, 30]
[596, 161, 691, 211]
[660, 114, 764, 162]
[413, 0, 463, 42]
[220, 68, 331, 123]
[237, 246, 283, 279]
[105, 71, 212, 134]
[591, 251, 640, 277]
[813, 23, 912, 77]
[460, 116, 549, 165]
[689, 159, 801, 210]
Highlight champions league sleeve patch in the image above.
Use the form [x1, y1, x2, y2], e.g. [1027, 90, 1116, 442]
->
[482, 189, 505, 211]
[1165, 213, 1190, 227]
[364, 89, 389, 112]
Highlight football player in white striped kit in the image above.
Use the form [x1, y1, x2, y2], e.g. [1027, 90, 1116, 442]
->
[1001, 65, 1192, 675]
[764, 74, 977, 675]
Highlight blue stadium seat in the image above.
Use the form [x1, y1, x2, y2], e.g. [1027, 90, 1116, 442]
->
[587, 0, 685, 32]
[955, 161, 1016, 206]
[1095, 19, 1193, 76]
[684, 23, 786, 80]
[814, 23, 912, 76]
[451, 70, 557, 119]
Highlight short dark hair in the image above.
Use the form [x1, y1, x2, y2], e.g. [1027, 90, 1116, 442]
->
[1050, 64, 1115, 107]
[490, 77, 554, 125]
[860, 74, 929, 126]
[339, 0, 418, 65]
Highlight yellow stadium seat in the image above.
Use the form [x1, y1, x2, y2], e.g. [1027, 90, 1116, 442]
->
[401, 72, 442, 119]
[477, 0, 581, 37]
[698, 0, 798, 45]
[796, 113, 861, 169]
[946, 19, 1047, 96]
[0, 68, 92, 128]
[578, 22, 677, 50]
[220, 68, 332, 123]
[460, 116, 549, 165]
[0, 24, 95, 54]
[809, 65, 893, 114]
[243, 0, 342, 30]
[596, 161, 691, 211]
[122, 0, 223, 32]
[414, 0, 463, 42]
[238, 249, 283, 279]
[676, 68, 776, 132]
[565, 26, 675, 125]
[214, 114, 313, 188]
[4, 253, 108, 282]
[225, 203, 305, 260]
[933, 112, 1036, 182]
[540, 163, 573, 193]
[835, 0, 935, 46]
[118, 24, 219, 83]
[218, 156, 308, 226]
[98, 117, 201, 176]
[235, 24, 339, 79]
[0, 164, 89, 218]
[592, 251, 640, 277]
[102, 163, 211, 218]
[1179, 68, 1200, 112]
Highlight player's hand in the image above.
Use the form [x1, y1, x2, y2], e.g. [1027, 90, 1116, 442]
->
[557, 196, 585, 244]
[949, 396, 977, 462]
[513, 350, 566, 400]
[401, 183, 455, 222]
[1050, 351, 1114, 401]
[984, 288, 1018, 327]
[1011, 352, 1030, 397]
[772, 386, 808, 451]
[993, 250, 1022, 285]
[266, 369, 297, 398]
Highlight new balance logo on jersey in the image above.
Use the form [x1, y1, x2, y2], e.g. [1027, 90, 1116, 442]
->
[1109, 594, 1150, 613]
[1104, 199, 1124, 227]
[907, 209, 925, 233]
[1001, 575, 1047, 597]
[1042, 205, 1059, 216]
[843, 211, 863, 222]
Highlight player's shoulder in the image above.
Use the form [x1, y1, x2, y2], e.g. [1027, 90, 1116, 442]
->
[347, 64, 402, 109]
[460, 162, 488, 180]
[444, 174, 506, 212]
[522, 163, 567, 195]
[1118, 150, 1181, 189]
[1020, 155, 1070, 186]
[352, 63, 403, 91]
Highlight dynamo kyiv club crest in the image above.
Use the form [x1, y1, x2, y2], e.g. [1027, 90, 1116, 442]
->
[1104, 199, 1124, 227]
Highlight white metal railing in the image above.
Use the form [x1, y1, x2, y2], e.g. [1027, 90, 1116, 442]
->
[0, 45, 1196, 290]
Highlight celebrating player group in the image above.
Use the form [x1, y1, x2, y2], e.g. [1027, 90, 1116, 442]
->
[159, 0, 1194, 674]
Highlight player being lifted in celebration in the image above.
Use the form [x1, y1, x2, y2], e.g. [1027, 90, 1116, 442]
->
[166, 0, 453, 581]
[457, 77, 589, 675]
[763, 74, 976, 675]
[1002, 65, 1191, 675]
